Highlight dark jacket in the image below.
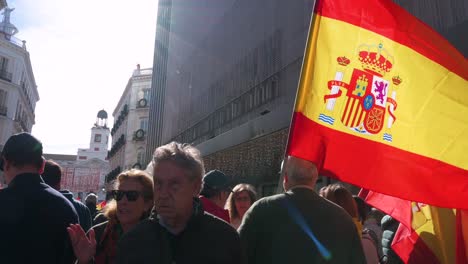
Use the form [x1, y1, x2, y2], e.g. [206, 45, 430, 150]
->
[239, 187, 366, 264]
[0, 173, 79, 264]
[116, 198, 244, 264]
[61, 190, 93, 231]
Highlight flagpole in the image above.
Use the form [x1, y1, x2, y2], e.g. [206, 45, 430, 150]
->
[276, 0, 319, 194]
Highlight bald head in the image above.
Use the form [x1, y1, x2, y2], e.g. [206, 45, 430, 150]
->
[282, 156, 318, 191]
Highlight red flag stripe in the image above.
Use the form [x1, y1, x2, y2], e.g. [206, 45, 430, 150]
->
[287, 112, 468, 209]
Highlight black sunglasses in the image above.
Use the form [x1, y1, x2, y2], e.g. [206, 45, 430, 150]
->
[111, 190, 142, 202]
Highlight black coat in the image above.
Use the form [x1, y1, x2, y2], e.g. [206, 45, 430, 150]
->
[61, 190, 93, 232]
[116, 198, 244, 264]
[0, 173, 79, 264]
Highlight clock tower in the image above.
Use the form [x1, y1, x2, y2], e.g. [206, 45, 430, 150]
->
[77, 110, 110, 161]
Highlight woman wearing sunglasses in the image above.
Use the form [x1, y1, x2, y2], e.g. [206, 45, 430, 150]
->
[67, 169, 153, 264]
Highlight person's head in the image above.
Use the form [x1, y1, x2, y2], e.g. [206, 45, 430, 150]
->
[152, 142, 204, 231]
[85, 193, 98, 207]
[200, 170, 232, 208]
[0, 132, 44, 184]
[41, 160, 62, 190]
[320, 184, 359, 218]
[104, 169, 153, 229]
[282, 156, 318, 191]
[226, 183, 257, 220]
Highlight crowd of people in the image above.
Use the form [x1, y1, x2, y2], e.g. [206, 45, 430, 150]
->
[0, 132, 403, 263]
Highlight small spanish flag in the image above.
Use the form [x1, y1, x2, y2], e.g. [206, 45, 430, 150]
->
[361, 190, 468, 264]
[287, 0, 468, 209]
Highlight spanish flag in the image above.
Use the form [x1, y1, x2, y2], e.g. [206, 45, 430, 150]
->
[287, 0, 468, 210]
[361, 190, 468, 263]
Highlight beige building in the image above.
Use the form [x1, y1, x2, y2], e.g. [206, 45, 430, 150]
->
[0, 4, 39, 187]
[107, 65, 152, 183]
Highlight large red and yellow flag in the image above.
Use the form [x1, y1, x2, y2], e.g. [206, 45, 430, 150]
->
[287, 0, 468, 209]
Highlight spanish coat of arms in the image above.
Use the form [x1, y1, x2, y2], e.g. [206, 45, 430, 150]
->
[320, 43, 402, 142]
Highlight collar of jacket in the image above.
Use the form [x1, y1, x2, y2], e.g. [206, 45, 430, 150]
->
[59, 190, 75, 200]
[7, 172, 43, 188]
[155, 197, 204, 234]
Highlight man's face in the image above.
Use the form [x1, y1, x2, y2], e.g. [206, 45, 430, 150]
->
[153, 161, 201, 226]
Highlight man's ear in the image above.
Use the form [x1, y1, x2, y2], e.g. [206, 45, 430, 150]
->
[2, 157, 10, 171]
[38, 158, 46, 175]
[192, 178, 202, 197]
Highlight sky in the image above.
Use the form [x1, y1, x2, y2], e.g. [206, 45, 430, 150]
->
[8, 0, 158, 154]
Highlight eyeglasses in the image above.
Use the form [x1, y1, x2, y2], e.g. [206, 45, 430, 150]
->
[111, 190, 142, 202]
[235, 196, 251, 202]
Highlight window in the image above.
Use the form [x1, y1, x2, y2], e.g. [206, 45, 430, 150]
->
[94, 134, 102, 142]
[94, 147, 100, 151]
[143, 89, 150, 100]
[140, 118, 148, 131]
[0, 57, 8, 71]
[79, 156, 87, 160]
[0, 89, 6, 105]
[137, 148, 145, 165]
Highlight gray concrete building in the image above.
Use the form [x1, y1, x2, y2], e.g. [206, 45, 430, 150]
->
[146, 0, 467, 196]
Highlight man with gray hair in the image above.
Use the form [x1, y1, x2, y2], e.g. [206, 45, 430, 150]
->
[239, 156, 365, 264]
[117, 142, 244, 263]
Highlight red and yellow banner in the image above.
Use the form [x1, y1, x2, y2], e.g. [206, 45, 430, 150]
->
[287, 0, 468, 209]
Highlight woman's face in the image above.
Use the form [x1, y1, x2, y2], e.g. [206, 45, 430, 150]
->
[115, 179, 151, 227]
[234, 190, 252, 218]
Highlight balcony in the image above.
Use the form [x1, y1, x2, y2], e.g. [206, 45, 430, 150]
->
[0, 105, 6, 116]
[0, 69, 12, 82]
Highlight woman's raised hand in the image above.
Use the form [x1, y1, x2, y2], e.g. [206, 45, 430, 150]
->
[67, 224, 97, 264]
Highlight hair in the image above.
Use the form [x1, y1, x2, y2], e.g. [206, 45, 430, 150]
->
[152, 142, 205, 182]
[321, 184, 359, 218]
[283, 156, 318, 186]
[226, 183, 257, 219]
[353, 195, 371, 224]
[102, 169, 154, 220]
[85, 193, 98, 205]
[41, 160, 62, 190]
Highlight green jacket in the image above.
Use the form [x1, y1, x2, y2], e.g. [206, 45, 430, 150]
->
[116, 198, 244, 264]
[239, 187, 366, 264]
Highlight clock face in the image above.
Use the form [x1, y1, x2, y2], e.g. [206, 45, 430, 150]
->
[136, 129, 144, 138]
[139, 99, 147, 107]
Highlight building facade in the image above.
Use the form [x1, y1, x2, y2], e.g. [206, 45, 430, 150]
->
[0, 6, 39, 148]
[107, 65, 152, 183]
[44, 111, 111, 200]
[44, 154, 109, 201]
[0, 4, 39, 187]
[146, 0, 466, 196]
